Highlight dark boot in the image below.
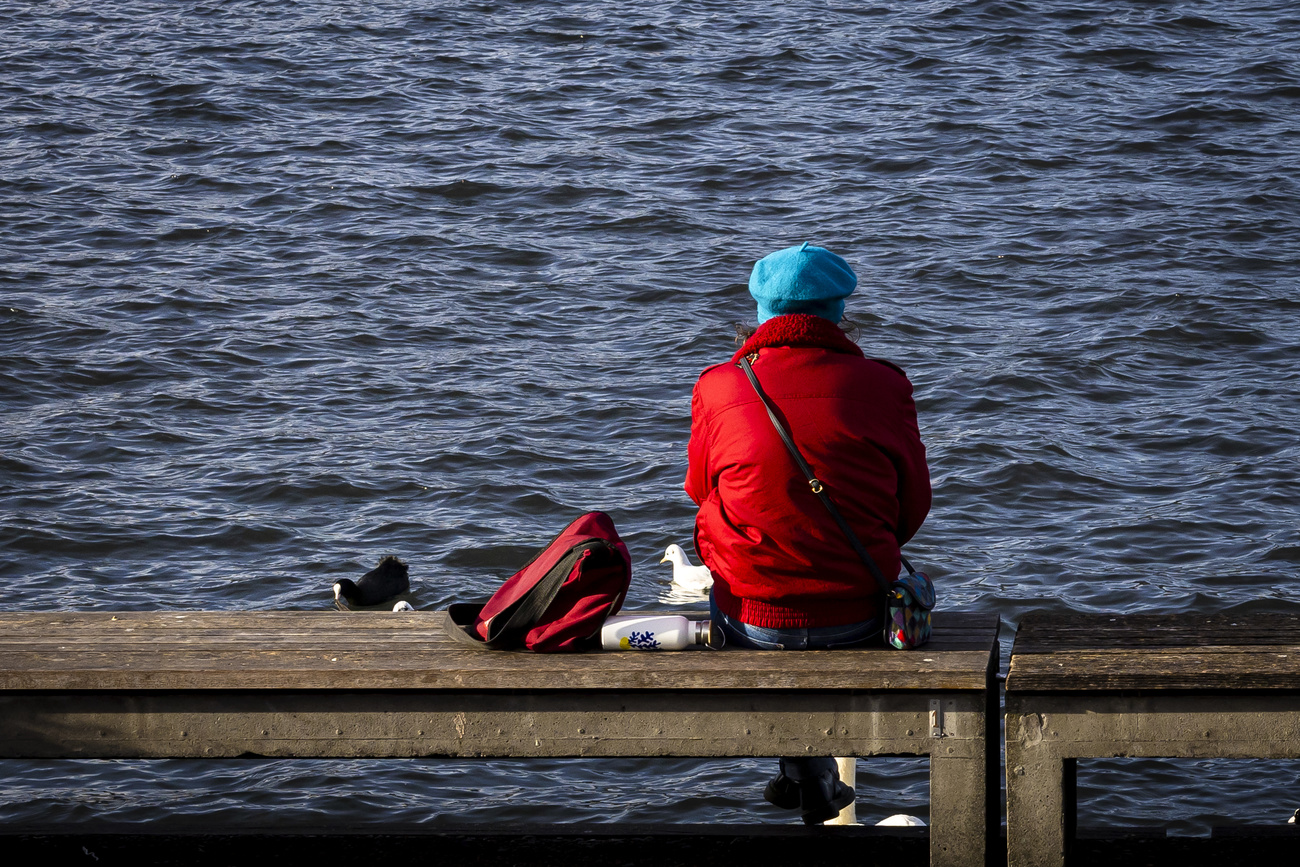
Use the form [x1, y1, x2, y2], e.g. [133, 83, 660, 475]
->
[795, 772, 855, 825]
[764, 758, 855, 825]
[762, 758, 801, 809]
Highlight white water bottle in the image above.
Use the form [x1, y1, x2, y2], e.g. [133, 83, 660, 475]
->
[601, 614, 718, 650]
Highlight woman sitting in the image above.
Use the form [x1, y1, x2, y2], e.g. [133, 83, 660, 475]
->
[685, 243, 932, 824]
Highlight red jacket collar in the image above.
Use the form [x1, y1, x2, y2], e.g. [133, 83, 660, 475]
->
[731, 314, 864, 362]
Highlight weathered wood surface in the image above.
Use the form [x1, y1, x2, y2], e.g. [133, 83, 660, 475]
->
[1013, 612, 1300, 649]
[0, 611, 998, 692]
[1007, 612, 1300, 692]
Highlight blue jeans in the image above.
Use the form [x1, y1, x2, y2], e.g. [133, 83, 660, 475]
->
[709, 593, 882, 650]
[709, 591, 881, 791]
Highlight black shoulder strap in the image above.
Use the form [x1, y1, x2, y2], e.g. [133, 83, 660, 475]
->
[737, 355, 914, 596]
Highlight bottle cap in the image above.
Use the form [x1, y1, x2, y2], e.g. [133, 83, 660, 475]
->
[694, 619, 725, 649]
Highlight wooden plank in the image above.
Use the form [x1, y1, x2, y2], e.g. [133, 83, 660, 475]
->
[0, 649, 996, 691]
[0, 612, 996, 648]
[0, 633, 996, 654]
[0, 610, 996, 624]
[0, 610, 995, 636]
[0, 646, 1000, 678]
[1007, 648, 1300, 692]
[0, 611, 998, 693]
[1013, 612, 1300, 652]
[1006, 613, 1300, 692]
[0, 631, 997, 652]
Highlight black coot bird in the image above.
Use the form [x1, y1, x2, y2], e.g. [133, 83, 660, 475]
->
[333, 555, 410, 607]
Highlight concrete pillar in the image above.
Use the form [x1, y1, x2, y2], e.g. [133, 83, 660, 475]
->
[1005, 712, 1069, 867]
[825, 756, 857, 825]
[930, 751, 989, 867]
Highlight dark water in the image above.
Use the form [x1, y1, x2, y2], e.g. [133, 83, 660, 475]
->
[2, 0, 1299, 835]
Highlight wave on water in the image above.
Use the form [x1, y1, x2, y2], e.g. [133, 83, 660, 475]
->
[2, 0, 1299, 836]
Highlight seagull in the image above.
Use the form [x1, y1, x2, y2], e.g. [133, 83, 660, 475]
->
[660, 544, 712, 592]
[333, 555, 410, 608]
[392, 601, 415, 612]
[876, 814, 926, 827]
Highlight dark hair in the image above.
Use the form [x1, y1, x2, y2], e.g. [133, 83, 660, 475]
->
[734, 316, 861, 346]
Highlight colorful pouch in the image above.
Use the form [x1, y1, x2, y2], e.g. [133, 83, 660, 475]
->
[885, 570, 936, 650]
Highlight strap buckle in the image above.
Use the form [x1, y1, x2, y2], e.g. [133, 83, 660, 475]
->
[809, 479, 824, 494]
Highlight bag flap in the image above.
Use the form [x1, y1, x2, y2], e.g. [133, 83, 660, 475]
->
[517, 547, 628, 652]
[479, 543, 603, 646]
[442, 511, 631, 652]
[472, 513, 615, 634]
[892, 571, 935, 610]
[443, 602, 501, 650]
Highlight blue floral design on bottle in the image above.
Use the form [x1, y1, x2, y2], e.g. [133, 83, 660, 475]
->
[626, 630, 661, 649]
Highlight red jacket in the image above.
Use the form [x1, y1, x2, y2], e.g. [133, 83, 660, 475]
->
[685, 314, 931, 628]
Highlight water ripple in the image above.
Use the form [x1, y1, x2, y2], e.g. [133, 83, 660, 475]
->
[2, 0, 1299, 837]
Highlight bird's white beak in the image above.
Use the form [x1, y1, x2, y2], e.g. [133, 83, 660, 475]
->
[659, 556, 670, 564]
[332, 583, 342, 601]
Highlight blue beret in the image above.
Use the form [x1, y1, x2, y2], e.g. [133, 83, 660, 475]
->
[748, 243, 857, 324]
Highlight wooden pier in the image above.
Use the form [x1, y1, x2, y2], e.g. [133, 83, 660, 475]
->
[0, 610, 999, 867]
[1005, 612, 1300, 867]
